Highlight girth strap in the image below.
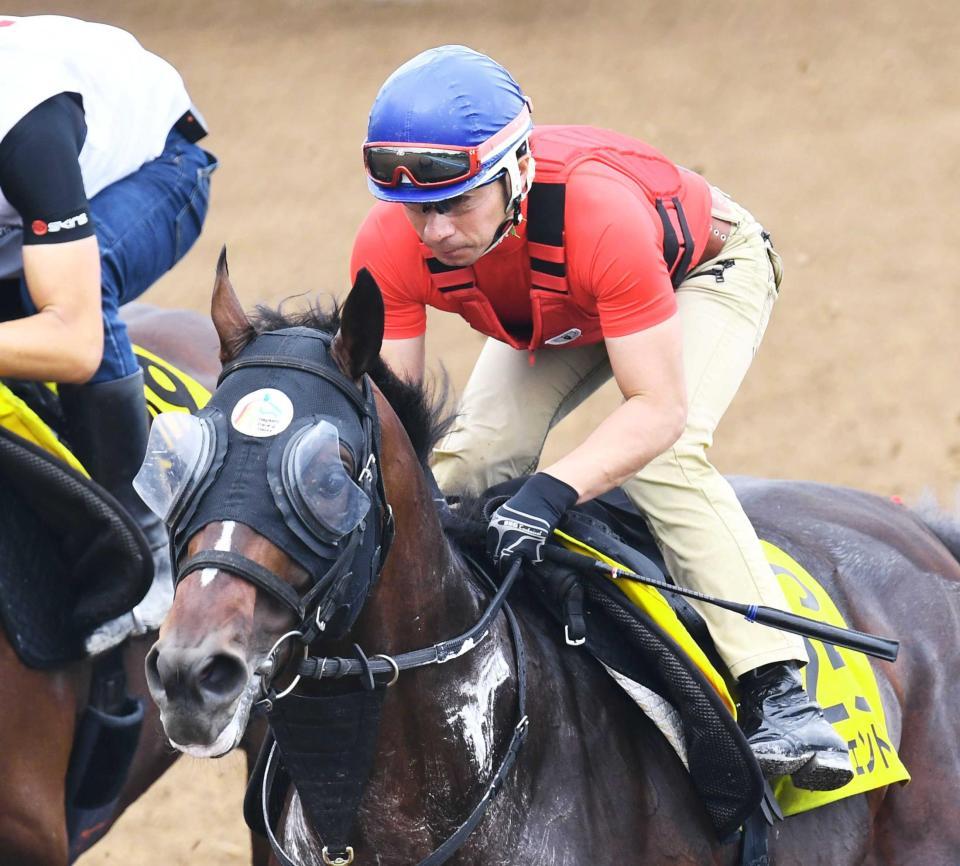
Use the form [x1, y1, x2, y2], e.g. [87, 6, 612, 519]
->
[177, 550, 305, 618]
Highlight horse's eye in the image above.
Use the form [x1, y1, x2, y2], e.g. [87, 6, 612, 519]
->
[315, 466, 348, 497]
[284, 419, 371, 537]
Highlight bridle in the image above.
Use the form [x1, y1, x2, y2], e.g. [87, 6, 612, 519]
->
[170, 333, 528, 866]
[175, 341, 394, 645]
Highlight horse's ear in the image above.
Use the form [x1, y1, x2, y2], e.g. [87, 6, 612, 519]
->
[211, 246, 253, 364]
[331, 268, 384, 381]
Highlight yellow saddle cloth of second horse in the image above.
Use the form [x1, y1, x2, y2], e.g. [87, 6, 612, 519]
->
[0, 384, 86, 473]
[0, 345, 211, 470]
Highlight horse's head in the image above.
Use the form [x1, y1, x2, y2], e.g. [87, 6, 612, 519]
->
[143, 250, 397, 755]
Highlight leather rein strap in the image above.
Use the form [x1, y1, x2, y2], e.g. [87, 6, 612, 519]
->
[297, 552, 523, 682]
[260, 556, 529, 866]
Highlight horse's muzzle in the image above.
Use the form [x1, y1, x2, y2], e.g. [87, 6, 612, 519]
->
[145, 638, 251, 747]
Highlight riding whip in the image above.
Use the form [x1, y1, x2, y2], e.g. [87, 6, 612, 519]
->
[542, 544, 900, 662]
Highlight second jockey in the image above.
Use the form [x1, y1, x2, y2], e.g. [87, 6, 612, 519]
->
[0, 15, 217, 649]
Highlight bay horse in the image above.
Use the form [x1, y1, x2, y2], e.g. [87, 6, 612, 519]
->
[0, 304, 267, 866]
[146, 258, 960, 865]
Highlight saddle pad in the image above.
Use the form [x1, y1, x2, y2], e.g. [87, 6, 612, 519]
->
[556, 527, 737, 716]
[568, 570, 762, 838]
[764, 542, 910, 815]
[0, 478, 83, 665]
[0, 345, 207, 471]
[133, 344, 211, 416]
[0, 381, 86, 474]
[0, 348, 210, 668]
[0, 426, 151, 666]
[560, 526, 910, 817]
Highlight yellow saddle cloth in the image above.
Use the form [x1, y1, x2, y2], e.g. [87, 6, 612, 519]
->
[0, 345, 210, 467]
[556, 531, 910, 817]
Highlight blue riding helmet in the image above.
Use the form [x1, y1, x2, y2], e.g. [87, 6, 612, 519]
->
[364, 45, 533, 205]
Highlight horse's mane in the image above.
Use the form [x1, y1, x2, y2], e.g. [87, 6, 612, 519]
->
[242, 300, 454, 466]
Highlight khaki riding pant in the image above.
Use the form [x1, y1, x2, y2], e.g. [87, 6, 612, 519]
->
[432, 190, 806, 679]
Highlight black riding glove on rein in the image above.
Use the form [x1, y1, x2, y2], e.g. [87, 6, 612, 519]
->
[486, 472, 579, 571]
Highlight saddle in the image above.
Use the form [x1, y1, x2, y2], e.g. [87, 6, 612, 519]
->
[0, 413, 152, 667]
[484, 477, 910, 835]
[0, 346, 209, 668]
[485, 479, 767, 840]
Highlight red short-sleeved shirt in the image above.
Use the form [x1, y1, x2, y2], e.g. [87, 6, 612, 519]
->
[351, 138, 711, 344]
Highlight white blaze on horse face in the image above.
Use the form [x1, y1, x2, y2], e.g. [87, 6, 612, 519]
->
[447, 646, 511, 773]
[200, 520, 236, 587]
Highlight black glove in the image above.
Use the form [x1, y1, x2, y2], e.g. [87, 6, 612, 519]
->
[486, 473, 579, 571]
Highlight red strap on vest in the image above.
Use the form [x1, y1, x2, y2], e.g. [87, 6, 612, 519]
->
[423, 249, 475, 292]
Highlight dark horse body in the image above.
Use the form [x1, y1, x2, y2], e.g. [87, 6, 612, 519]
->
[0, 305, 267, 866]
[147, 264, 960, 865]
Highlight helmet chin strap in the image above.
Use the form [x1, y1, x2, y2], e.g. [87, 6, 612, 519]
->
[481, 150, 535, 256]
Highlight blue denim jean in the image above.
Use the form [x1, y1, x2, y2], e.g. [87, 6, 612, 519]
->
[18, 129, 218, 383]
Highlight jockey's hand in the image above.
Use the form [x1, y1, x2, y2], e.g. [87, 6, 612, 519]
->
[486, 473, 579, 572]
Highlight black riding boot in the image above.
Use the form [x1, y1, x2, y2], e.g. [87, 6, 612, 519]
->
[739, 661, 853, 791]
[59, 369, 172, 650]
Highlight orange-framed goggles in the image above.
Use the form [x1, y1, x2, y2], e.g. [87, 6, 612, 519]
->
[363, 105, 531, 189]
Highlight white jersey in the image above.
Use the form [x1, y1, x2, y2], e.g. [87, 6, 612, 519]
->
[0, 15, 193, 278]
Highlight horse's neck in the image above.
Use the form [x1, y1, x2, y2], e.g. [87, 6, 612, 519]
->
[341, 465, 519, 853]
[359, 450, 486, 644]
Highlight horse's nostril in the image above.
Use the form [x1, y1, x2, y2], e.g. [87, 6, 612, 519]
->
[197, 654, 248, 699]
[145, 644, 163, 693]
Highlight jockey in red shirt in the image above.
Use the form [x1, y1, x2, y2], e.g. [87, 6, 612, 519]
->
[351, 44, 852, 791]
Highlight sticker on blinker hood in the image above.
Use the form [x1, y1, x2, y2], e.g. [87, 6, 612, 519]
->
[230, 388, 295, 437]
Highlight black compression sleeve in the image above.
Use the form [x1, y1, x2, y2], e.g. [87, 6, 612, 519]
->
[0, 92, 95, 245]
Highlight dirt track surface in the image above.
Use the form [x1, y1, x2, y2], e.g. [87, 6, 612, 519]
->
[6, 0, 956, 862]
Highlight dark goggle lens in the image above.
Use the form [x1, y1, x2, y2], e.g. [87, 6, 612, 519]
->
[366, 147, 473, 185]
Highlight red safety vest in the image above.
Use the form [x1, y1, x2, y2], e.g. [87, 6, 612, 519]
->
[421, 125, 705, 351]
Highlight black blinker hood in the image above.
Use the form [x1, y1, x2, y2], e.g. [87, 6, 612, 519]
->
[173, 327, 388, 637]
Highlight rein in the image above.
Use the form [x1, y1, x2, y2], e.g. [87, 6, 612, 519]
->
[295, 552, 522, 683]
